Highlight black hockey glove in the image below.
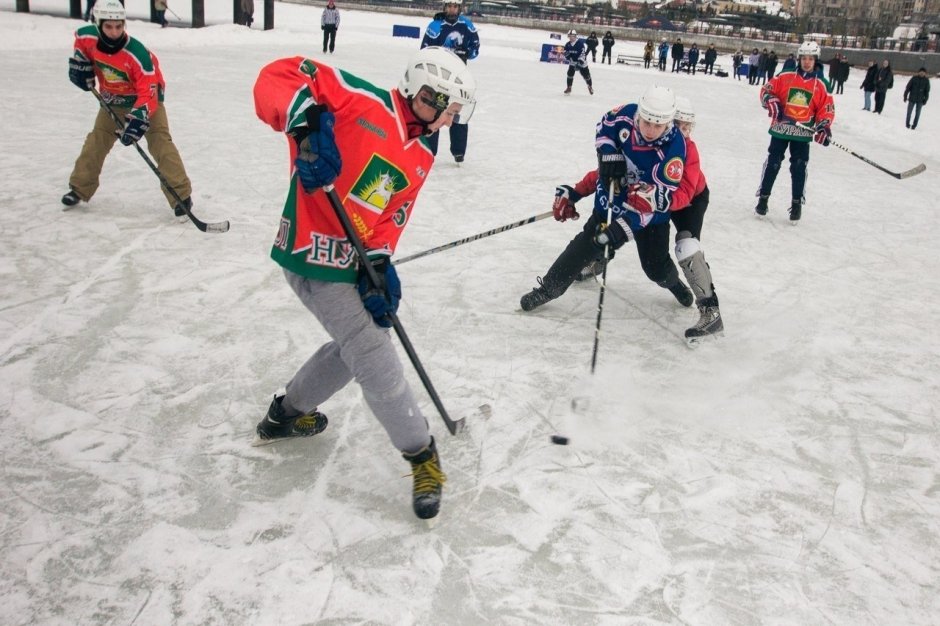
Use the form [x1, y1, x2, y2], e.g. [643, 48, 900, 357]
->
[119, 111, 150, 146]
[597, 151, 627, 194]
[68, 55, 95, 91]
[356, 256, 401, 328]
[593, 216, 633, 250]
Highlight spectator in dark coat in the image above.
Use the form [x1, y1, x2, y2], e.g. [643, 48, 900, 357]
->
[671, 38, 684, 73]
[860, 60, 877, 110]
[904, 67, 930, 129]
[828, 55, 842, 84]
[757, 48, 769, 84]
[835, 55, 849, 94]
[703, 44, 717, 74]
[874, 59, 893, 114]
[732, 49, 744, 80]
[687, 44, 700, 74]
[586, 32, 599, 63]
[766, 50, 778, 79]
[781, 53, 796, 72]
[601, 31, 615, 65]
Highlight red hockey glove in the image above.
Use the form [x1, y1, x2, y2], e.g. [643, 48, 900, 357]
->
[813, 121, 832, 146]
[553, 185, 582, 222]
[626, 183, 658, 214]
[765, 96, 783, 123]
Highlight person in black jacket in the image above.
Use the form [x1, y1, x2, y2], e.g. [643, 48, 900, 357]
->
[687, 43, 699, 74]
[835, 54, 849, 94]
[586, 31, 599, 63]
[904, 67, 930, 129]
[874, 59, 893, 114]
[860, 60, 877, 110]
[703, 44, 717, 74]
[671, 38, 684, 73]
[765, 50, 778, 79]
[601, 31, 614, 65]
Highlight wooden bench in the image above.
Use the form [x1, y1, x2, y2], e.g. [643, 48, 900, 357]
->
[616, 54, 647, 66]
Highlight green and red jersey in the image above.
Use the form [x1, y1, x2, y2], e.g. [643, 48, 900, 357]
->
[73, 25, 164, 118]
[760, 68, 834, 142]
[254, 57, 436, 283]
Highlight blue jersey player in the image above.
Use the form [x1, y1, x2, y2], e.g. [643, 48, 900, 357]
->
[563, 30, 593, 95]
[421, 0, 480, 163]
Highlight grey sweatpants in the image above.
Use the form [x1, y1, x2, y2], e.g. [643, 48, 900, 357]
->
[282, 269, 431, 454]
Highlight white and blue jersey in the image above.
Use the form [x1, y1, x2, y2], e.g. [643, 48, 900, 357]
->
[564, 39, 588, 68]
[421, 15, 480, 61]
[594, 103, 687, 231]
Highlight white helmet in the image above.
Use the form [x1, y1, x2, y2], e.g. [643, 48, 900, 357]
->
[637, 85, 676, 125]
[798, 41, 820, 57]
[443, 0, 462, 4]
[94, 0, 126, 22]
[674, 96, 695, 124]
[400, 47, 476, 116]
[568, 30, 578, 38]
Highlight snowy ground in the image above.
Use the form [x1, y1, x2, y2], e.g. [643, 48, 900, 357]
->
[1, 2, 939, 624]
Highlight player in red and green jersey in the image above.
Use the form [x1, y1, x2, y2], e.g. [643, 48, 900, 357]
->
[754, 40, 835, 223]
[252, 48, 476, 521]
[62, 0, 193, 216]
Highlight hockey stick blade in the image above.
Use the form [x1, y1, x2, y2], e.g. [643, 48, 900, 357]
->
[831, 140, 926, 180]
[895, 163, 926, 179]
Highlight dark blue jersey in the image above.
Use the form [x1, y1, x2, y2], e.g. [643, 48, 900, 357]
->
[421, 15, 480, 61]
[564, 39, 588, 68]
[593, 103, 687, 231]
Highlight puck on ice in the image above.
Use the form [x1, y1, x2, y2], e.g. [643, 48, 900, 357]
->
[550, 435, 569, 445]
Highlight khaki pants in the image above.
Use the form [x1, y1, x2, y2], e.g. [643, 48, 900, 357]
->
[68, 104, 192, 209]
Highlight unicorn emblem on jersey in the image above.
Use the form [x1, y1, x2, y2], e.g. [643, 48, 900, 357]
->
[362, 172, 397, 209]
[350, 154, 410, 214]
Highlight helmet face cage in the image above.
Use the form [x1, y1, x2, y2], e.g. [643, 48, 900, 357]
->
[94, 0, 126, 22]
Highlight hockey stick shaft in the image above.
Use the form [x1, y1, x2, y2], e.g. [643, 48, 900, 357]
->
[830, 140, 926, 179]
[323, 186, 463, 435]
[590, 181, 617, 374]
[90, 88, 230, 233]
[395, 211, 553, 265]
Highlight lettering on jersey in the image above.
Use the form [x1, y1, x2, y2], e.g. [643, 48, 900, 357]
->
[770, 122, 813, 139]
[664, 157, 684, 183]
[274, 217, 290, 251]
[392, 202, 411, 228]
[306, 233, 354, 268]
[96, 61, 130, 84]
[349, 154, 410, 214]
[299, 59, 318, 78]
[357, 117, 387, 140]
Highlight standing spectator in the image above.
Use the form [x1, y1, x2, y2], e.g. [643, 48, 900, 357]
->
[753, 41, 834, 223]
[671, 37, 684, 73]
[766, 50, 778, 79]
[62, 0, 194, 215]
[154, 0, 168, 27]
[252, 47, 476, 521]
[601, 31, 615, 65]
[421, 0, 479, 162]
[657, 38, 669, 71]
[321, 0, 340, 53]
[586, 31, 599, 63]
[860, 60, 877, 110]
[687, 43, 700, 74]
[84, 0, 96, 22]
[732, 49, 744, 80]
[643, 40, 654, 69]
[241, 0, 254, 27]
[828, 54, 841, 84]
[703, 44, 717, 75]
[519, 86, 690, 312]
[757, 48, 769, 84]
[874, 59, 893, 114]
[781, 53, 796, 72]
[562, 30, 593, 95]
[904, 67, 930, 129]
[747, 48, 760, 84]
[835, 55, 849, 94]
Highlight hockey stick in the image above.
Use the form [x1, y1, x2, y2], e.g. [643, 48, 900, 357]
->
[590, 181, 617, 374]
[90, 88, 230, 234]
[166, 7, 182, 20]
[323, 186, 463, 436]
[395, 210, 553, 265]
[830, 140, 926, 179]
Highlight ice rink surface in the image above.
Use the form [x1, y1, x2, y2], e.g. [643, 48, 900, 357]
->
[1, 1, 938, 624]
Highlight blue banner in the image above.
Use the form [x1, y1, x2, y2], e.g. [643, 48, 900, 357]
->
[540, 43, 567, 64]
[392, 25, 421, 39]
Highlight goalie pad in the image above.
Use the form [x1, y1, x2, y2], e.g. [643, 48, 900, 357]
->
[675, 231, 714, 301]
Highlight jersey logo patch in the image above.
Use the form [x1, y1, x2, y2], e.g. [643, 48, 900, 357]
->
[299, 59, 318, 78]
[664, 157, 684, 183]
[349, 154, 410, 214]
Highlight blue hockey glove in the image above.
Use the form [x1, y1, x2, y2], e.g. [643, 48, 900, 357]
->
[553, 185, 582, 222]
[292, 104, 342, 192]
[593, 215, 633, 250]
[597, 150, 627, 195]
[813, 121, 831, 146]
[68, 55, 95, 91]
[119, 111, 150, 146]
[357, 256, 401, 328]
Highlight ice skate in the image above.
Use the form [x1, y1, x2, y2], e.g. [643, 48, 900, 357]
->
[174, 197, 193, 221]
[563, 86, 572, 95]
[685, 298, 723, 346]
[520, 278, 556, 311]
[61, 190, 81, 209]
[788, 199, 802, 224]
[252, 394, 328, 446]
[755, 195, 769, 217]
[403, 437, 445, 520]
